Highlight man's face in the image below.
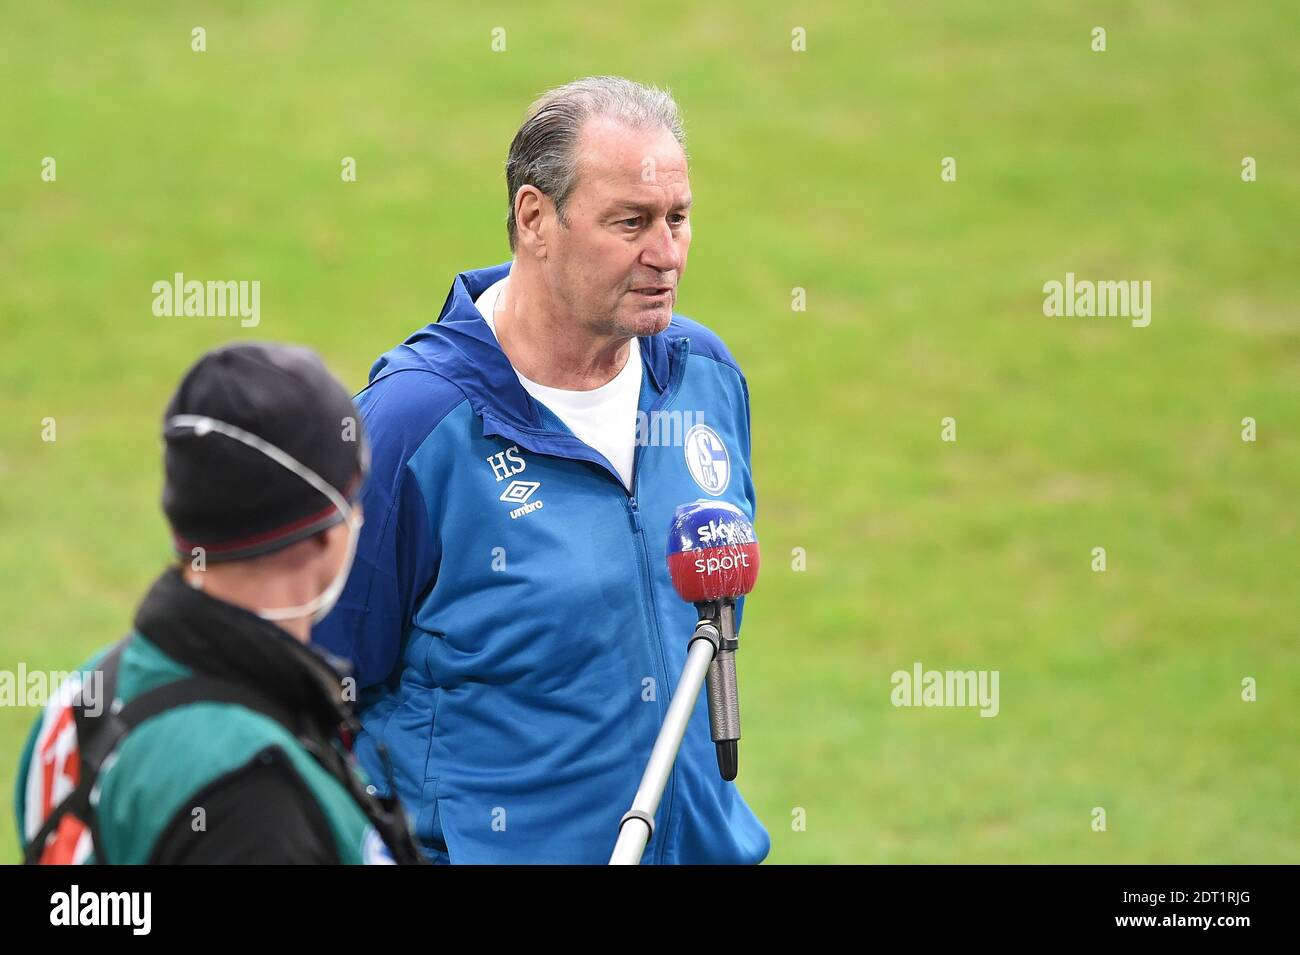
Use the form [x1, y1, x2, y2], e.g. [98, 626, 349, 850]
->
[543, 116, 692, 338]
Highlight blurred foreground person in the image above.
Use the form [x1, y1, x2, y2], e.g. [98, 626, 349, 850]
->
[16, 342, 423, 864]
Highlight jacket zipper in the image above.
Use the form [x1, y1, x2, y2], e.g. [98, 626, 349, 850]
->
[624, 494, 671, 864]
[624, 337, 689, 864]
[484, 337, 692, 864]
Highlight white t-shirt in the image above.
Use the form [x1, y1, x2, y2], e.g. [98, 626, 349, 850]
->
[475, 277, 642, 491]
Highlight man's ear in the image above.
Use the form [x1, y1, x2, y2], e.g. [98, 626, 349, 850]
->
[514, 186, 549, 258]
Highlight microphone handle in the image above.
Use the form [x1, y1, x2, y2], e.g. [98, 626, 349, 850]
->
[706, 651, 740, 780]
[702, 598, 741, 781]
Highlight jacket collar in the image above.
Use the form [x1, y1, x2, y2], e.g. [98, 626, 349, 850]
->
[370, 262, 682, 443]
[133, 567, 353, 738]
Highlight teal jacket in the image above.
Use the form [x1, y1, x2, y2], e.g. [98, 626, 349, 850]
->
[17, 568, 420, 864]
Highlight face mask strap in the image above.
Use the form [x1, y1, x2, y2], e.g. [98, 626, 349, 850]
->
[166, 414, 362, 623]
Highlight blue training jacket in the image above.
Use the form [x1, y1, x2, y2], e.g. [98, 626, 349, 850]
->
[313, 262, 770, 864]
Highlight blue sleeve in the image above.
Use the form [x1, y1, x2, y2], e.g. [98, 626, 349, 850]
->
[313, 372, 454, 690]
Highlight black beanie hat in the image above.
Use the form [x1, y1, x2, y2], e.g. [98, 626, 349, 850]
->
[162, 342, 368, 562]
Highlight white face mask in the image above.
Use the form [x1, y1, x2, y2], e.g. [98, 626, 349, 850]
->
[166, 414, 365, 625]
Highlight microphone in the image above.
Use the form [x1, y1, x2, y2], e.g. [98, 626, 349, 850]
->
[666, 501, 760, 781]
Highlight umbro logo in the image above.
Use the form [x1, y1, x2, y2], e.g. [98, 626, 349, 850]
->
[499, 480, 540, 504]
[500, 479, 543, 519]
[486, 447, 542, 518]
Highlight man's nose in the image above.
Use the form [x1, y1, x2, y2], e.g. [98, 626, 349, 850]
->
[641, 219, 683, 274]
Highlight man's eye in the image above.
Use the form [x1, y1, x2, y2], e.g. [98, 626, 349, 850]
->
[619, 217, 642, 229]
[668, 213, 687, 225]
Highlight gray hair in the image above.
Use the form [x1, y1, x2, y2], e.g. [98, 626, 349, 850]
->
[504, 76, 686, 251]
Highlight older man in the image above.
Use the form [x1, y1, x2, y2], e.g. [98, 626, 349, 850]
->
[314, 76, 768, 864]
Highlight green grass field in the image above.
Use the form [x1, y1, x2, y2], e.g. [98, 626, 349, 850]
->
[2, 2, 1296, 863]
